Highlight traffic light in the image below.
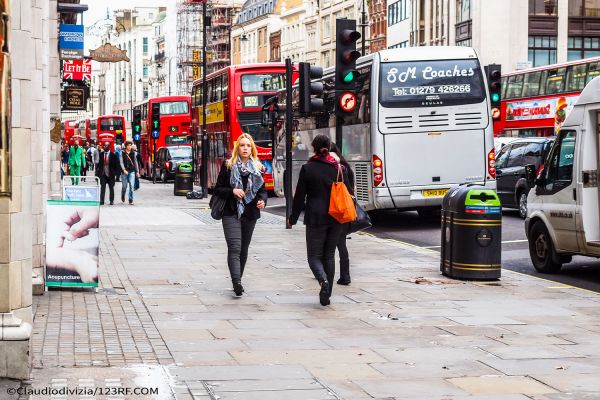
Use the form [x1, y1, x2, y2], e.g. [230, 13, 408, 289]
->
[486, 64, 502, 121]
[335, 19, 361, 117]
[132, 109, 142, 142]
[298, 62, 324, 115]
[151, 102, 160, 139]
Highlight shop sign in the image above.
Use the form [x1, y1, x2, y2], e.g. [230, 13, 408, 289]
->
[90, 43, 130, 63]
[59, 24, 84, 59]
[63, 86, 87, 110]
[63, 59, 92, 81]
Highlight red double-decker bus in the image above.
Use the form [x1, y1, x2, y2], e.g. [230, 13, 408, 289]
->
[97, 115, 126, 150]
[63, 119, 78, 144]
[133, 95, 192, 178]
[494, 57, 600, 137]
[77, 118, 97, 144]
[191, 63, 291, 191]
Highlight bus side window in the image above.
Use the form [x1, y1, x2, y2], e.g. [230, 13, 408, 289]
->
[545, 67, 566, 95]
[501, 76, 508, 100]
[222, 75, 229, 99]
[522, 71, 542, 97]
[216, 76, 223, 102]
[586, 62, 600, 84]
[566, 64, 587, 92]
[506, 75, 524, 99]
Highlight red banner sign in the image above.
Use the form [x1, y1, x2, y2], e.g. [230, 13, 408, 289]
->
[63, 59, 92, 81]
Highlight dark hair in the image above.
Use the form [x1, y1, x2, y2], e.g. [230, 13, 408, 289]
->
[312, 134, 331, 156]
[329, 142, 348, 165]
[124, 140, 133, 146]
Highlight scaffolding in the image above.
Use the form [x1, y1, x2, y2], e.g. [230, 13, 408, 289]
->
[208, 2, 241, 74]
[176, 0, 204, 95]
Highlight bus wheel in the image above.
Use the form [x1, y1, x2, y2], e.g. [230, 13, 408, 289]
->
[528, 221, 562, 274]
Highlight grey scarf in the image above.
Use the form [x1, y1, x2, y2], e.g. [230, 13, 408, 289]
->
[230, 159, 264, 218]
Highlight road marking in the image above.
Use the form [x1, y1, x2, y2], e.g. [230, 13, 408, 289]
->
[508, 270, 600, 296]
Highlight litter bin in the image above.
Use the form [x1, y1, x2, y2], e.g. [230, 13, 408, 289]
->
[440, 184, 502, 280]
[174, 163, 193, 196]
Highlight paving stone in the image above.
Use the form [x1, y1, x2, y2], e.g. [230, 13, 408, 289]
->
[447, 375, 558, 396]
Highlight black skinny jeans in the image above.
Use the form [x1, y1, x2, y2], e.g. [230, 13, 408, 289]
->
[222, 215, 257, 284]
[306, 223, 343, 295]
[337, 223, 350, 280]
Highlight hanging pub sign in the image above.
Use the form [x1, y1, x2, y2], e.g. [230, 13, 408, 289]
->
[63, 58, 92, 81]
[0, 0, 11, 197]
[59, 24, 84, 60]
[90, 43, 129, 63]
[62, 86, 87, 111]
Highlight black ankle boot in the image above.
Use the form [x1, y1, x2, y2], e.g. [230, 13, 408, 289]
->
[319, 281, 330, 306]
[233, 282, 244, 296]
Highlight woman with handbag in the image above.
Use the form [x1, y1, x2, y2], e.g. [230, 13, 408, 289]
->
[330, 143, 354, 285]
[214, 133, 267, 296]
[290, 135, 352, 306]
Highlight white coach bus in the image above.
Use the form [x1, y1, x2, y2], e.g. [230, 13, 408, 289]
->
[271, 46, 497, 217]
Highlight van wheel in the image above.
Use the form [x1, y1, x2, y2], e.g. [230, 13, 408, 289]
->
[518, 192, 528, 219]
[528, 221, 562, 274]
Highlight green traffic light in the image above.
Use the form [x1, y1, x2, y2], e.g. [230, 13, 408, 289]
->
[343, 71, 355, 83]
[491, 93, 500, 102]
[135, 126, 140, 132]
[153, 121, 158, 128]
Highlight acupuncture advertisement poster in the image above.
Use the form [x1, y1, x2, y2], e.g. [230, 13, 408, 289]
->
[45, 200, 100, 288]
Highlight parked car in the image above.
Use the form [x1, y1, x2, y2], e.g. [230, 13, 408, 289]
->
[494, 136, 518, 154]
[155, 146, 193, 183]
[495, 137, 554, 218]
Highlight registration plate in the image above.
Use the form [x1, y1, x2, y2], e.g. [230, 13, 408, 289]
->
[423, 189, 448, 197]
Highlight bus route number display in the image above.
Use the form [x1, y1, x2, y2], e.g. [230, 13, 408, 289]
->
[380, 60, 485, 108]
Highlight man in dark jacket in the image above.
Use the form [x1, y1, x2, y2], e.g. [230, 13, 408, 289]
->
[96, 142, 120, 205]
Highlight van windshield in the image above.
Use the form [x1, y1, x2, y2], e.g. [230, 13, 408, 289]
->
[379, 59, 486, 107]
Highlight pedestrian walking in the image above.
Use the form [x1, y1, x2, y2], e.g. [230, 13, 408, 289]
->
[119, 141, 140, 205]
[68, 139, 86, 185]
[115, 145, 122, 182]
[290, 134, 352, 306]
[330, 142, 355, 285]
[61, 143, 70, 178]
[96, 142, 120, 205]
[214, 133, 267, 296]
[87, 144, 98, 172]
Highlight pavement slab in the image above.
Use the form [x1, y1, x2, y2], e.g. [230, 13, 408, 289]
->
[21, 185, 600, 398]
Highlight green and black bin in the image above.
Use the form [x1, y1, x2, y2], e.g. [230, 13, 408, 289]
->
[174, 163, 193, 196]
[441, 185, 502, 280]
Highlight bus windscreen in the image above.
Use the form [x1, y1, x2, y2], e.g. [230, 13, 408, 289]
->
[99, 118, 123, 131]
[241, 74, 285, 92]
[159, 101, 189, 115]
[379, 59, 485, 107]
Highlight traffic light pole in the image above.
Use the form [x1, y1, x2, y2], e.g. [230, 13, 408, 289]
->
[200, 1, 209, 198]
[285, 58, 293, 229]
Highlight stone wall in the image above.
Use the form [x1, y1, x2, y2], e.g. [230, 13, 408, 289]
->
[0, 0, 60, 380]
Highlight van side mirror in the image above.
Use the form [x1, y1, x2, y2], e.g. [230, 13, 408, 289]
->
[525, 164, 536, 185]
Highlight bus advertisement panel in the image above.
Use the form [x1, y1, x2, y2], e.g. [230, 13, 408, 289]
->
[191, 63, 291, 191]
[495, 57, 600, 137]
[133, 96, 192, 179]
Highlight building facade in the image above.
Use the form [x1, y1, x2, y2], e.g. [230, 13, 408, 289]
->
[102, 8, 160, 121]
[387, 0, 411, 48]
[231, 0, 283, 65]
[208, 2, 242, 73]
[370, 0, 387, 52]
[1, 0, 62, 379]
[280, 0, 308, 62]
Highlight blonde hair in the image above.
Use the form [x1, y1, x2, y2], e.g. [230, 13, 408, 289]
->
[226, 133, 263, 171]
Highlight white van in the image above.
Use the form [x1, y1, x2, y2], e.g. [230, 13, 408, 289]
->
[525, 76, 600, 273]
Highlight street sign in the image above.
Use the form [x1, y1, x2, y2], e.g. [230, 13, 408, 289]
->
[339, 92, 357, 112]
[63, 59, 92, 81]
[59, 24, 84, 60]
[90, 43, 130, 63]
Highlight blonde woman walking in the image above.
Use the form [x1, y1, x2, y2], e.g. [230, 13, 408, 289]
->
[214, 133, 267, 296]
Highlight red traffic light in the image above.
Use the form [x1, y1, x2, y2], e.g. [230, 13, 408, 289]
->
[339, 92, 357, 112]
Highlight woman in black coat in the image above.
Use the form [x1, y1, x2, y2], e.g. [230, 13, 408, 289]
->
[290, 134, 352, 306]
[214, 133, 268, 296]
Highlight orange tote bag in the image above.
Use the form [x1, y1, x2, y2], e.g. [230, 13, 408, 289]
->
[329, 166, 357, 224]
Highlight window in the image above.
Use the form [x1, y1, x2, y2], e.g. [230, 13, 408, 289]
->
[587, 62, 600, 84]
[522, 71, 543, 97]
[495, 145, 510, 169]
[456, 0, 471, 22]
[505, 74, 524, 99]
[521, 142, 545, 167]
[568, 37, 600, 61]
[322, 15, 331, 39]
[545, 67, 566, 94]
[159, 101, 189, 115]
[566, 64, 587, 92]
[529, 0, 557, 15]
[241, 73, 285, 92]
[345, 7, 354, 19]
[388, 41, 409, 49]
[546, 130, 576, 187]
[569, 0, 600, 17]
[143, 65, 148, 77]
[528, 35, 557, 67]
[388, 0, 410, 26]
[143, 37, 148, 54]
[506, 143, 528, 168]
